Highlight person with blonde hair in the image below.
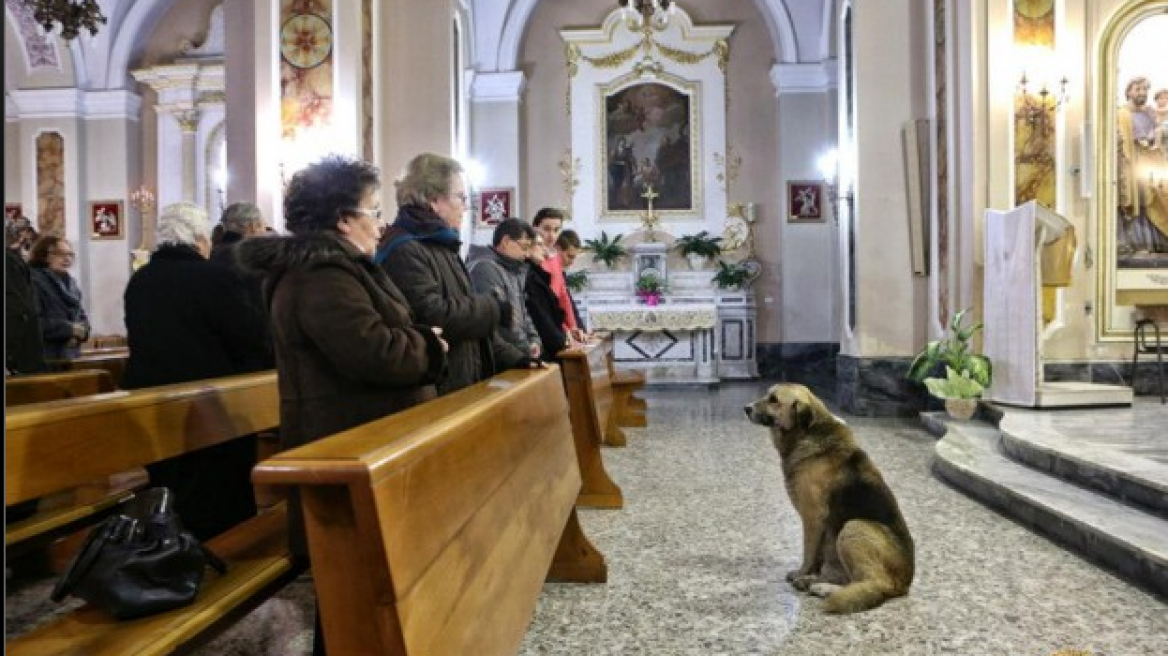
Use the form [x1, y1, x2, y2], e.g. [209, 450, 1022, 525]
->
[123, 201, 270, 541]
[377, 152, 531, 395]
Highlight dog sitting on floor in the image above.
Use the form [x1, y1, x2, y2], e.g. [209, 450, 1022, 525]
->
[744, 383, 914, 613]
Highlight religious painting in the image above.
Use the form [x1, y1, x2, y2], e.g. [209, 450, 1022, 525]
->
[477, 188, 514, 226]
[1096, 4, 1168, 339]
[89, 200, 124, 240]
[5, 203, 22, 222]
[604, 82, 693, 214]
[786, 181, 824, 223]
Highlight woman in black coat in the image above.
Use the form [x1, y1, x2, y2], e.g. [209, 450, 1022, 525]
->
[28, 236, 89, 361]
[525, 235, 568, 362]
[123, 202, 270, 541]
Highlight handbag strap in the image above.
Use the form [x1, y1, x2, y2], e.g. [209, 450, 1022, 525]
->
[200, 543, 228, 575]
[50, 518, 116, 602]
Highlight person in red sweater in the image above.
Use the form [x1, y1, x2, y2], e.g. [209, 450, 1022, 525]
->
[532, 208, 588, 344]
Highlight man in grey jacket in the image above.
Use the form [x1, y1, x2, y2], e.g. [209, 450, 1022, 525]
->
[468, 219, 542, 361]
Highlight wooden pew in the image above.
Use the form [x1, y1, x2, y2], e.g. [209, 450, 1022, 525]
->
[605, 351, 648, 437]
[5, 369, 116, 407]
[558, 338, 624, 508]
[254, 367, 607, 656]
[5, 370, 301, 656]
[51, 348, 129, 388]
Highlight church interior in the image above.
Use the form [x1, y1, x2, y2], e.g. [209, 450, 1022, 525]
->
[5, 0, 1167, 654]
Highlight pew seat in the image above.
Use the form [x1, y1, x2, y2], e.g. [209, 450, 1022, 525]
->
[7, 504, 300, 656]
[5, 369, 116, 407]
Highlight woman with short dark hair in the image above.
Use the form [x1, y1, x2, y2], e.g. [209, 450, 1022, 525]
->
[241, 155, 447, 656]
[28, 235, 89, 360]
[239, 154, 447, 549]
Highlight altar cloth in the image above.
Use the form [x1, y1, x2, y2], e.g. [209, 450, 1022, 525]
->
[587, 303, 718, 332]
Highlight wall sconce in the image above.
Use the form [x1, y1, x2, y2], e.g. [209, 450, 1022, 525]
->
[1017, 73, 1068, 126]
[816, 148, 853, 220]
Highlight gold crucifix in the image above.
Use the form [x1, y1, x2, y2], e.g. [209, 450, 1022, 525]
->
[640, 184, 660, 241]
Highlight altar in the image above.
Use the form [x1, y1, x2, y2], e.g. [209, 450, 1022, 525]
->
[579, 273, 758, 385]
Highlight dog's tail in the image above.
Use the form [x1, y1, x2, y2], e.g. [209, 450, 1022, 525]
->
[823, 581, 900, 614]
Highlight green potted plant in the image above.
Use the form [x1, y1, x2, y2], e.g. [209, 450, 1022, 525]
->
[907, 307, 993, 419]
[711, 260, 752, 290]
[635, 271, 666, 306]
[674, 231, 723, 270]
[583, 231, 627, 269]
[922, 367, 984, 420]
[565, 270, 589, 293]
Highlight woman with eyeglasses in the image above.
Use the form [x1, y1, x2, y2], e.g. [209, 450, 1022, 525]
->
[240, 155, 448, 656]
[28, 236, 90, 360]
[377, 152, 530, 395]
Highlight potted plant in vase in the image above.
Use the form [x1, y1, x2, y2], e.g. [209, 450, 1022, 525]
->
[565, 270, 589, 294]
[674, 231, 723, 270]
[711, 260, 753, 291]
[907, 307, 993, 420]
[583, 231, 627, 270]
[635, 271, 666, 306]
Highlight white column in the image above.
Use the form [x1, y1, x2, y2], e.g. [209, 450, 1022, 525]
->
[174, 109, 201, 203]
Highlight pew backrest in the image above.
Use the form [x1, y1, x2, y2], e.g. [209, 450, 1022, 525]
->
[253, 367, 583, 656]
[5, 369, 116, 407]
[5, 370, 278, 507]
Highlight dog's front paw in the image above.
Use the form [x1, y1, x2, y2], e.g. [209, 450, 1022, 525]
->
[785, 569, 803, 582]
[789, 574, 818, 591]
[809, 582, 841, 598]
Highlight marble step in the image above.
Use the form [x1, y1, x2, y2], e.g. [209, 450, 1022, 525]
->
[997, 414, 1168, 517]
[929, 418, 1168, 598]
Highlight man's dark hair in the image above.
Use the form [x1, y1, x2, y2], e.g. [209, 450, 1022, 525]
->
[532, 207, 565, 227]
[492, 217, 530, 247]
[557, 229, 582, 250]
[284, 155, 381, 236]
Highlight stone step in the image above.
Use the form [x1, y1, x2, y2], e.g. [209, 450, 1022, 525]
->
[998, 414, 1168, 517]
[929, 417, 1168, 598]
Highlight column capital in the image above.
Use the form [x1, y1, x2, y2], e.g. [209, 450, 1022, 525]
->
[173, 108, 201, 133]
[770, 60, 837, 96]
[470, 71, 527, 103]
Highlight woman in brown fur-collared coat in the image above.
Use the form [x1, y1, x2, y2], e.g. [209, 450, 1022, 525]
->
[239, 155, 447, 656]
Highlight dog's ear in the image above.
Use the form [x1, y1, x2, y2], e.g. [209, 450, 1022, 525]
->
[793, 399, 815, 429]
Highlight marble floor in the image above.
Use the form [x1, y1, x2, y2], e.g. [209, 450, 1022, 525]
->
[6, 382, 1166, 655]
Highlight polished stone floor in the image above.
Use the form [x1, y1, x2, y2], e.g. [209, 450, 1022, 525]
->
[6, 383, 1167, 655]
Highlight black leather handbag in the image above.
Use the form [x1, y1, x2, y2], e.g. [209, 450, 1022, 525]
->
[50, 487, 227, 620]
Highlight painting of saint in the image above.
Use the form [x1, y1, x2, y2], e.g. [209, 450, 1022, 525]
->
[604, 83, 692, 213]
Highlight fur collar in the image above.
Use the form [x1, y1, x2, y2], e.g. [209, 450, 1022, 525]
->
[237, 231, 365, 275]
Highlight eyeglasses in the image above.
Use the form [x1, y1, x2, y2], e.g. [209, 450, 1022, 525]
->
[50, 249, 76, 258]
[350, 208, 383, 220]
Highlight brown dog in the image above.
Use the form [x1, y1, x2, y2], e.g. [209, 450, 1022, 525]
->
[744, 383, 914, 613]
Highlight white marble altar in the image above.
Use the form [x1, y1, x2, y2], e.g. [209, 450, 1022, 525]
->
[578, 264, 758, 384]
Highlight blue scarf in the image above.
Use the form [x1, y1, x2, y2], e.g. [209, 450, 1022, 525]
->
[374, 204, 461, 265]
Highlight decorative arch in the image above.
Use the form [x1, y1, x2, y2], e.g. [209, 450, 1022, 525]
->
[496, 0, 797, 72]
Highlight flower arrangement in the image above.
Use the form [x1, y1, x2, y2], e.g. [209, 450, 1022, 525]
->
[635, 271, 667, 306]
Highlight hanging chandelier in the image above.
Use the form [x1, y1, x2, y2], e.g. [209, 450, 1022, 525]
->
[27, 0, 107, 41]
[619, 0, 674, 29]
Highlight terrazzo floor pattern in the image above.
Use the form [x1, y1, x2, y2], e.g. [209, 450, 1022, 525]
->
[6, 383, 1166, 655]
[518, 383, 1167, 656]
